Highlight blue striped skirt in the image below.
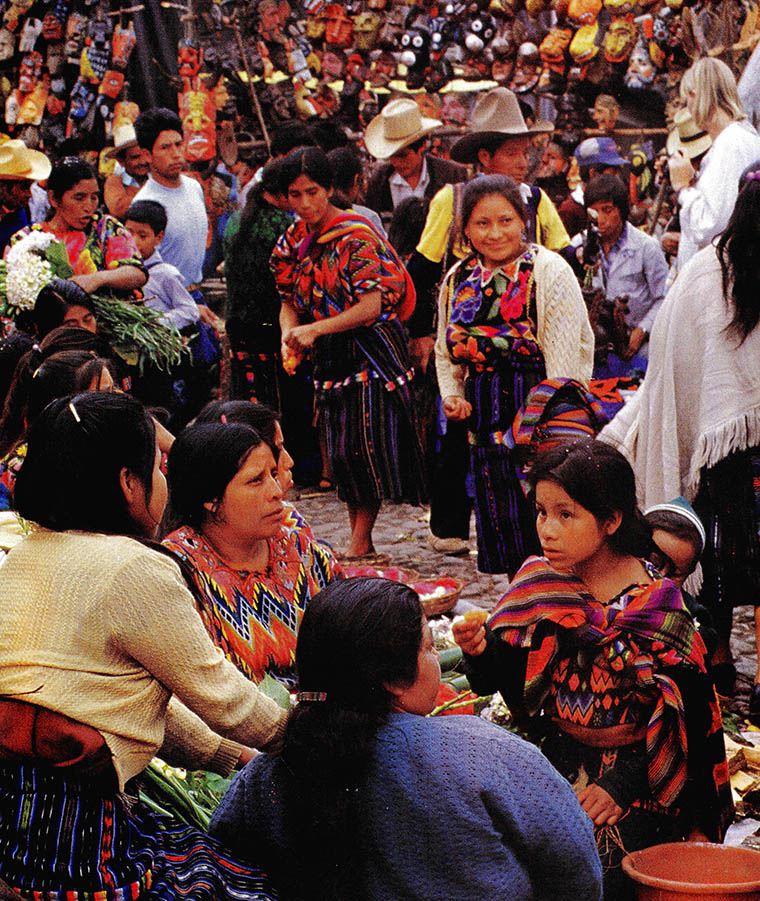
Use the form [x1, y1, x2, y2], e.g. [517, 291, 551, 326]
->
[0, 764, 277, 900]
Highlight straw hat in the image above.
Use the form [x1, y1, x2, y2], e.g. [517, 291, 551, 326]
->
[0, 138, 50, 181]
[105, 123, 139, 161]
[450, 87, 553, 163]
[364, 97, 442, 160]
[666, 108, 712, 160]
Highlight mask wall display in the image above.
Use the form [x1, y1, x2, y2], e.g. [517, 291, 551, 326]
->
[603, 15, 638, 62]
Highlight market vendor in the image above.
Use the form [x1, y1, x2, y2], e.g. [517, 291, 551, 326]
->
[0, 139, 50, 253]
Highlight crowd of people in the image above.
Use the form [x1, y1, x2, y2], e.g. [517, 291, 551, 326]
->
[0, 49, 759, 901]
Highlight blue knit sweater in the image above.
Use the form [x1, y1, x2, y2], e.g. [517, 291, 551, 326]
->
[210, 712, 602, 900]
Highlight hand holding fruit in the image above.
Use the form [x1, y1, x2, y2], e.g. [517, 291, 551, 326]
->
[452, 609, 488, 656]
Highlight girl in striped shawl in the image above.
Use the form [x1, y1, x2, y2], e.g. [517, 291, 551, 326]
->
[453, 440, 732, 900]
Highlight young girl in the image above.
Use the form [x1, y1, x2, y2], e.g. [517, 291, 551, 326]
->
[453, 440, 732, 899]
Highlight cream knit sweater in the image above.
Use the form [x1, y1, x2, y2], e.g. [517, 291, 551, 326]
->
[0, 530, 287, 791]
[435, 244, 594, 401]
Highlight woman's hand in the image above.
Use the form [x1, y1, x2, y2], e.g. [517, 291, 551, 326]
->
[443, 395, 472, 421]
[286, 322, 322, 351]
[70, 272, 104, 294]
[452, 610, 488, 656]
[576, 783, 624, 826]
[668, 150, 695, 193]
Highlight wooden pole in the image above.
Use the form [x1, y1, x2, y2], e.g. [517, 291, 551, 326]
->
[233, 18, 271, 155]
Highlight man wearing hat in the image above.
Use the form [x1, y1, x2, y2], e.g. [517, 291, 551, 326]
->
[363, 97, 466, 227]
[405, 87, 569, 556]
[103, 124, 150, 220]
[559, 136, 627, 238]
[0, 137, 50, 252]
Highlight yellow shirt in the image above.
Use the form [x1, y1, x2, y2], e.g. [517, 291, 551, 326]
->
[416, 182, 570, 264]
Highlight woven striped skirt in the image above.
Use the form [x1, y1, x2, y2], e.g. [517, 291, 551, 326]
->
[0, 764, 277, 900]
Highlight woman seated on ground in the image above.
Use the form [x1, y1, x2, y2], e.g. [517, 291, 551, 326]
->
[210, 577, 603, 901]
[163, 418, 342, 687]
[453, 440, 733, 899]
[0, 391, 286, 900]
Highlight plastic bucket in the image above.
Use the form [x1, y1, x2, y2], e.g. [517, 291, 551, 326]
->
[622, 842, 760, 900]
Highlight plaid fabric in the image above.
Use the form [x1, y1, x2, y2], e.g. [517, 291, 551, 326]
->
[489, 556, 732, 835]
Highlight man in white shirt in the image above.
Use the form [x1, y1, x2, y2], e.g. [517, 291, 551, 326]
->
[133, 108, 208, 296]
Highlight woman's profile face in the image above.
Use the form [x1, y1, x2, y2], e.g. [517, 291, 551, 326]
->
[390, 616, 441, 716]
[287, 174, 331, 231]
[124, 438, 168, 538]
[62, 303, 96, 333]
[87, 365, 114, 392]
[464, 193, 525, 271]
[50, 177, 99, 230]
[273, 421, 294, 495]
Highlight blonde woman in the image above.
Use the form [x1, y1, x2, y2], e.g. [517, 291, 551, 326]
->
[669, 57, 760, 273]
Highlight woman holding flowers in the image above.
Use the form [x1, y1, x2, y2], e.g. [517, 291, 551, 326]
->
[435, 175, 594, 576]
[10, 157, 146, 297]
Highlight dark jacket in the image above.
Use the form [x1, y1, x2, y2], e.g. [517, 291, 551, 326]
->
[364, 154, 467, 223]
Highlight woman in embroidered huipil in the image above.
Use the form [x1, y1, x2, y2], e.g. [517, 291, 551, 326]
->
[271, 147, 426, 559]
[435, 175, 594, 576]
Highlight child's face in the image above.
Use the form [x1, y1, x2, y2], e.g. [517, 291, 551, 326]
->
[125, 220, 162, 260]
[650, 528, 698, 586]
[534, 480, 619, 574]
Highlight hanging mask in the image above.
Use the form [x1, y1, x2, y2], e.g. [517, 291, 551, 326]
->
[46, 90, 66, 115]
[68, 78, 96, 120]
[463, 12, 497, 53]
[18, 17, 41, 51]
[624, 40, 655, 86]
[17, 78, 47, 124]
[65, 13, 86, 62]
[258, 0, 291, 43]
[2, 0, 33, 33]
[539, 26, 572, 68]
[99, 68, 124, 99]
[324, 4, 353, 47]
[568, 0, 601, 25]
[179, 84, 216, 161]
[18, 50, 42, 92]
[569, 22, 599, 62]
[41, 12, 63, 40]
[113, 99, 139, 129]
[603, 16, 637, 62]
[306, 8, 327, 40]
[320, 47, 345, 78]
[491, 55, 514, 83]
[0, 27, 14, 61]
[509, 41, 540, 92]
[178, 39, 202, 79]
[352, 11, 380, 50]
[112, 22, 136, 69]
[603, 0, 636, 13]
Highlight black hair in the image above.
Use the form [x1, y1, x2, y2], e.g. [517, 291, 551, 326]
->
[166, 421, 265, 530]
[278, 577, 424, 899]
[716, 160, 760, 344]
[310, 120, 350, 153]
[228, 158, 286, 258]
[0, 348, 115, 458]
[14, 391, 157, 536]
[462, 174, 527, 230]
[27, 278, 95, 339]
[326, 146, 362, 194]
[195, 400, 280, 458]
[387, 195, 430, 259]
[270, 121, 317, 158]
[125, 199, 168, 235]
[46, 157, 96, 202]
[134, 107, 183, 153]
[644, 509, 703, 556]
[280, 146, 333, 194]
[478, 133, 529, 159]
[527, 439, 652, 557]
[584, 173, 630, 222]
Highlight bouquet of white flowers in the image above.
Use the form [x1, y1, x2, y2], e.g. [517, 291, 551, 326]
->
[0, 230, 187, 372]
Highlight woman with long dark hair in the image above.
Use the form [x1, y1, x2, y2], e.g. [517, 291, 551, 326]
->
[602, 160, 760, 709]
[271, 147, 426, 559]
[210, 577, 603, 900]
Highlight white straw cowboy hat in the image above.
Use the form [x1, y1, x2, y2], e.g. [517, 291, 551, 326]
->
[364, 97, 442, 160]
[105, 123, 139, 161]
[0, 138, 50, 181]
[450, 87, 553, 164]
[666, 107, 712, 160]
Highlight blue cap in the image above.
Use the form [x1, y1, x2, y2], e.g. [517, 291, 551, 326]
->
[574, 136, 627, 168]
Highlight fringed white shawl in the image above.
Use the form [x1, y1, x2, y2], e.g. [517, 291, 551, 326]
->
[600, 244, 760, 508]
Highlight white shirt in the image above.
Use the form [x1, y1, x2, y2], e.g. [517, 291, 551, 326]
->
[133, 174, 208, 287]
[388, 156, 430, 208]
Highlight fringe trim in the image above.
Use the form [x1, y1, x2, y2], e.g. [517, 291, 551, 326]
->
[685, 406, 760, 500]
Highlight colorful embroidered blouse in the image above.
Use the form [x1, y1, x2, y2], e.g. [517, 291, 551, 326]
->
[12, 215, 144, 280]
[0, 443, 25, 511]
[163, 519, 342, 687]
[446, 246, 540, 372]
[270, 212, 414, 325]
[488, 556, 729, 819]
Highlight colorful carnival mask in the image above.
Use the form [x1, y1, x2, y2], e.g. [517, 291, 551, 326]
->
[18, 17, 41, 52]
[112, 22, 136, 69]
[306, 8, 327, 40]
[568, 0, 601, 25]
[65, 13, 86, 61]
[352, 11, 380, 50]
[179, 83, 216, 161]
[98, 68, 124, 99]
[2, 0, 32, 33]
[18, 50, 42, 92]
[603, 0, 635, 13]
[320, 48, 345, 78]
[258, 0, 291, 43]
[569, 22, 599, 62]
[41, 12, 63, 40]
[624, 40, 655, 86]
[540, 26, 572, 68]
[463, 12, 497, 53]
[178, 39, 202, 79]
[592, 93, 619, 130]
[324, 4, 353, 47]
[603, 16, 637, 62]
[510, 41, 541, 92]
[0, 28, 13, 61]
[17, 77, 48, 124]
